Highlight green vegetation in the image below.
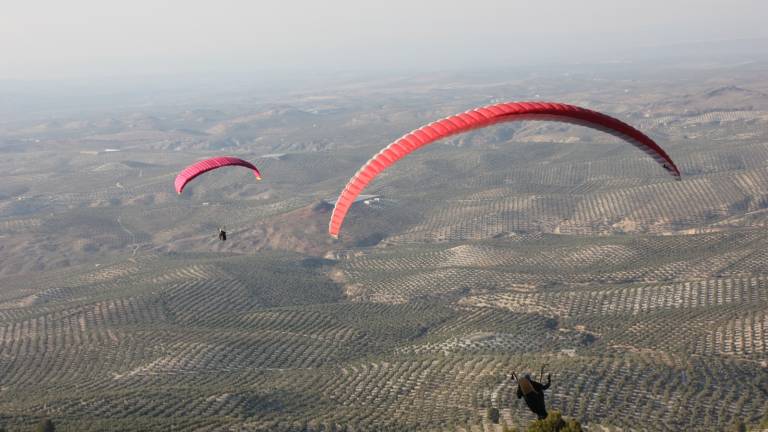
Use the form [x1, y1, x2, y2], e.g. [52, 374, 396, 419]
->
[729, 420, 747, 432]
[528, 412, 582, 432]
[487, 407, 501, 423]
[36, 419, 55, 432]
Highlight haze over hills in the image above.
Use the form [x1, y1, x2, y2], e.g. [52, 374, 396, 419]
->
[1, 57, 767, 431]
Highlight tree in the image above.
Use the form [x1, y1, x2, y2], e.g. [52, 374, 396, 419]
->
[502, 423, 518, 432]
[487, 407, 501, 424]
[36, 419, 55, 432]
[727, 420, 746, 432]
[560, 419, 583, 432]
[527, 412, 582, 432]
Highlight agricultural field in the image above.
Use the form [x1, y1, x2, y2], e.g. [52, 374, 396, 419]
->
[1, 60, 768, 431]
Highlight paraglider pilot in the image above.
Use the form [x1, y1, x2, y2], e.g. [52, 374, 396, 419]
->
[218, 228, 227, 242]
[511, 371, 551, 420]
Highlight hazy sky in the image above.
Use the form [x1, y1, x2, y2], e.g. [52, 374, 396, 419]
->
[3, 0, 768, 80]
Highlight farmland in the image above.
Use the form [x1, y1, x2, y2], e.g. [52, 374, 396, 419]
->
[1, 60, 768, 431]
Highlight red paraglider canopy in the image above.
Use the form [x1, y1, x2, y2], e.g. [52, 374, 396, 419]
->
[329, 101, 681, 238]
[174, 156, 262, 194]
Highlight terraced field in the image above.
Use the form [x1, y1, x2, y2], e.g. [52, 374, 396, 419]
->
[1, 66, 768, 431]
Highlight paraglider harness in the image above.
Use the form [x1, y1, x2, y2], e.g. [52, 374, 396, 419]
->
[218, 227, 227, 242]
[510, 365, 551, 420]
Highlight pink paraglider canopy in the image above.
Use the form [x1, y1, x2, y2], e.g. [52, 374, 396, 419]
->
[329, 101, 680, 238]
[175, 156, 261, 194]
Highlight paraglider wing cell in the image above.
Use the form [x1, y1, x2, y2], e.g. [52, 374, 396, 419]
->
[174, 156, 262, 194]
[328, 101, 681, 238]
